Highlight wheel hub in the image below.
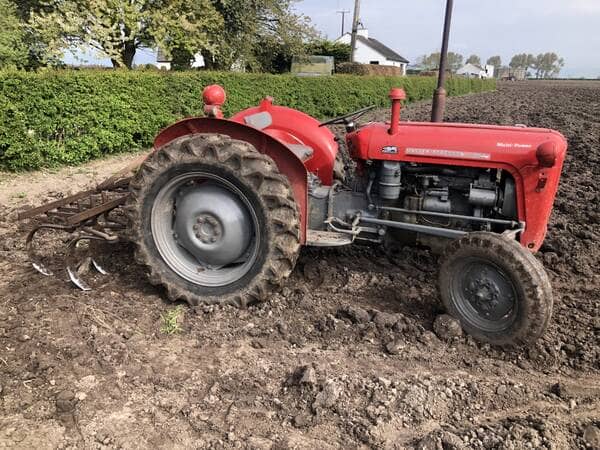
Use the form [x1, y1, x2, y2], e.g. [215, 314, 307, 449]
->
[466, 278, 502, 318]
[193, 214, 222, 244]
[173, 183, 253, 268]
[451, 259, 517, 329]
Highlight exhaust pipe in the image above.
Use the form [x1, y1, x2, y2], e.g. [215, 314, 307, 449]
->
[431, 0, 454, 123]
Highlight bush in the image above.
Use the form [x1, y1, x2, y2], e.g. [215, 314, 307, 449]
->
[0, 69, 495, 171]
[336, 62, 405, 76]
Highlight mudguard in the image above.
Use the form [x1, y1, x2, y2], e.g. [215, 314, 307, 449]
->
[230, 97, 339, 185]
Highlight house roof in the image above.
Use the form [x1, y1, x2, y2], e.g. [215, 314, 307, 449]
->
[458, 63, 484, 73]
[356, 35, 409, 63]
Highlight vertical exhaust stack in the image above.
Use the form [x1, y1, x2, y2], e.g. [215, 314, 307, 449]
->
[431, 0, 454, 123]
[388, 88, 406, 135]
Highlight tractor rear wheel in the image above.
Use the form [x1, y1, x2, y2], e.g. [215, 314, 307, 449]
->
[126, 134, 301, 307]
[438, 232, 552, 346]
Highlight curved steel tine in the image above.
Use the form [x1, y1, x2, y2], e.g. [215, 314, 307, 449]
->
[25, 226, 53, 276]
[67, 267, 92, 291]
[65, 236, 92, 291]
[32, 261, 53, 277]
[91, 259, 108, 275]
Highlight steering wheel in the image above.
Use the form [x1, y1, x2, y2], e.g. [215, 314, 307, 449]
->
[318, 105, 376, 127]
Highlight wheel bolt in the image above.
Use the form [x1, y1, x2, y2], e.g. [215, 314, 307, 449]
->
[193, 224, 198, 231]
[210, 237, 216, 243]
[197, 217, 205, 224]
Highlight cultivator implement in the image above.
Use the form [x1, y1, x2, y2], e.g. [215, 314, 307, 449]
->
[18, 167, 139, 290]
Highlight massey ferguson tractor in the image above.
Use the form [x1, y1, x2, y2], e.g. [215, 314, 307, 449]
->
[19, 82, 567, 347]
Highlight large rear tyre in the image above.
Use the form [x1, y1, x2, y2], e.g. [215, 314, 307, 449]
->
[125, 134, 301, 307]
[438, 232, 552, 346]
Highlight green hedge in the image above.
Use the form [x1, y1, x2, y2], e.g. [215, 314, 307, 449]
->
[0, 70, 495, 171]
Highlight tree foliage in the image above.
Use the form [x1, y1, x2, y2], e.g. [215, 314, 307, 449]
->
[486, 55, 501, 71]
[202, 0, 318, 73]
[509, 53, 535, 69]
[466, 54, 481, 66]
[29, 0, 224, 69]
[0, 0, 29, 69]
[508, 52, 564, 78]
[418, 52, 464, 72]
[531, 53, 564, 78]
[306, 40, 351, 64]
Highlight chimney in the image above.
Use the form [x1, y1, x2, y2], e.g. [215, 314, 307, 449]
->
[357, 28, 368, 39]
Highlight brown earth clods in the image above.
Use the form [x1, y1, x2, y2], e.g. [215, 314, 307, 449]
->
[0, 81, 599, 449]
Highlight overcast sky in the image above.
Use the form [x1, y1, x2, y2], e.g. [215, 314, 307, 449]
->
[296, 0, 600, 78]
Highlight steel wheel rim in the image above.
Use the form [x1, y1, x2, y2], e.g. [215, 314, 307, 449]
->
[450, 257, 518, 332]
[151, 171, 260, 287]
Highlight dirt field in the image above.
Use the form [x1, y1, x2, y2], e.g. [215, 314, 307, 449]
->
[0, 81, 598, 449]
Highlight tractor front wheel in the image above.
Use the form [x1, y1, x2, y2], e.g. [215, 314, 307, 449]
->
[126, 134, 301, 307]
[438, 232, 552, 346]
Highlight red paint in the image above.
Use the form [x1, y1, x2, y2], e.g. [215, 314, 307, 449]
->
[346, 121, 567, 251]
[536, 141, 558, 168]
[388, 88, 406, 135]
[203, 85, 226, 106]
[153, 118, 309, 243]
[202, 85, 226, 119]
[230, 99, 338, 185]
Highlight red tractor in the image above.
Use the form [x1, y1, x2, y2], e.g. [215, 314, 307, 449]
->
[20, 84, 567, 347]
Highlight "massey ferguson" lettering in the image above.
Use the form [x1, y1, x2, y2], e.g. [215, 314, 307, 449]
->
[405, 148, 491, 160]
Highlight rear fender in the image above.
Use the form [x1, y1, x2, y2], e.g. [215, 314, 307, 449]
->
[230, 99, 339, 185]
[153, 118, 308, 243]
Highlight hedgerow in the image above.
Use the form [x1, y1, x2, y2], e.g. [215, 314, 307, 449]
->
[0, 70, 495, 170]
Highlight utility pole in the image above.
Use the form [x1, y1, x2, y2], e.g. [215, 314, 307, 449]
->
[431, 0, 454, 122]
[350, 0, 361, 62]
[337, 9, 350, 36]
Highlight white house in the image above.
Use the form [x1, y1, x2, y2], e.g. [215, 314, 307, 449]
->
[336, 28, 409, 75]
[457, 63, 495, 79]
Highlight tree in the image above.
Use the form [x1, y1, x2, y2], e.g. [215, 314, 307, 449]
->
[201, 0, 318, 73]
[0, 0, 28, 68]
[486, 55, 501, 70]
[29, 0, 223, 69]
[509, 53, 535, 70]
[306, 40, 351, 63]
[7, 0, 58, 69]
[417, 52, 463, 72]
[466, 54, 481, 66]
[531, 53, 565, 78]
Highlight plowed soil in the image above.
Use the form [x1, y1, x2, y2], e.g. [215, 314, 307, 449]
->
[0, 81, 598, 449]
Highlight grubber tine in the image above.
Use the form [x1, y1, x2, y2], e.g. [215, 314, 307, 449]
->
[91, 259, 108, 275]
[65, 227, 119, 291]
[25, 223, 76, 277]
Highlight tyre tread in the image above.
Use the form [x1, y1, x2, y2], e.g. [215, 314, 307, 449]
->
[125, 134, 300, 307]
